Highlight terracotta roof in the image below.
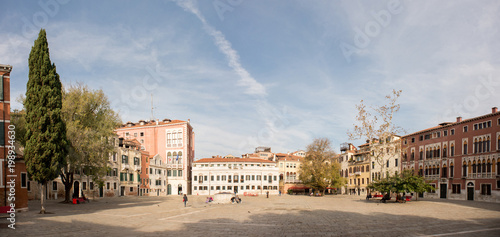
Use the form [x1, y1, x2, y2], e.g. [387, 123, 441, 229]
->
[194, 157, 276, 163]
[277, 155, 303, 162]
[402, 110, 500, 138]
[116, 119, 188, 129]
[403, 125, 444, 137]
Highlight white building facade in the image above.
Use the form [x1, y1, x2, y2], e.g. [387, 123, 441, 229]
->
[192, 158, 280, 196]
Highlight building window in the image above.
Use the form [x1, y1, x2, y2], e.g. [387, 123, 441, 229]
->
[52, 181, 58, 191]
[83, 182, 87, 190]
[463, 141, 468, 155]
[114, 182, 117, 190]
[444, 130, 448, 136]
[429, 184, 436, 193]
[90, 182, 94, 190]
[450, 163, 454, 177]
[463, 126, 468, 132]
[194, 176, 197, 181]
[122, 155, 128, 163]
[140, 132, 144, 136]
[395, 159, 398, 167]
[106, 182, 110, 190]
[452, 184, 461, 194]
[451, 129, 455, 135]
[386, 160, 390, 168]
[21, 173, 27, 188]
[481, 184, 491, 195]
[130, 187, 133, 192]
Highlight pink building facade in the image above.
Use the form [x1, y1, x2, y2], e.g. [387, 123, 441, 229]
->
[115, 119, 195, 195]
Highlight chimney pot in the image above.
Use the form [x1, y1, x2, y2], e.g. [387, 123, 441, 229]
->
[456, 117, 462, 122]
[493, 107, 498, 113]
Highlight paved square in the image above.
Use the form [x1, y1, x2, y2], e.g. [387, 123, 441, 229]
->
[2, 195, 500, 236]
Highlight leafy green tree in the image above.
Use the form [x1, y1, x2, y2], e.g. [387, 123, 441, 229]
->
[368, 169, 434, 201]
[60, 84, 121, 202]
[299, 138, 346, 195]
[24, 29, 68, 214]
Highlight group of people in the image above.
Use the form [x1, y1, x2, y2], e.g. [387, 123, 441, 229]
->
[231, 195, 241, 204]
[205, 196, 213, 203]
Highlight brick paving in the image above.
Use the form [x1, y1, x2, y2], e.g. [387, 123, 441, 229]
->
[1, 194, 500, 236]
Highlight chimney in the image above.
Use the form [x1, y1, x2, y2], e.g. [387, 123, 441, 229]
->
[456, 117, 462, 122]
[493, 107, 498, 113]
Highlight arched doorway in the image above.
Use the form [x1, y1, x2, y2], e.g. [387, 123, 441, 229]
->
[467, 182, 474, 201]
[73, 181, 80, 198]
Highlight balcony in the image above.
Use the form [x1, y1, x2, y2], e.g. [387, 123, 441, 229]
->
[354, 171, 361, 176]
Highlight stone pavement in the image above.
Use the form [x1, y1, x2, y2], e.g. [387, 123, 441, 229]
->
[1, 194, 500, 236]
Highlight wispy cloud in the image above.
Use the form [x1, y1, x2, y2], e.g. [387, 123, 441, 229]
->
[173, 0, 266, 97]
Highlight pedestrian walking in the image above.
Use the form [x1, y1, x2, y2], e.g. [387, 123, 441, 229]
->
[183, 194, 188, 207]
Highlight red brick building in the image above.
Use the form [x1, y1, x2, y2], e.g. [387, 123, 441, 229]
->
[1, 64, 29, 212]
[402, 107, 500, 202]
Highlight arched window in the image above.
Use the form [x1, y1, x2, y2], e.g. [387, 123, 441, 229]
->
[361, 166, 365, 172]
[474, 138, 479, 154]
[450, 162, 454, 177]
[498, 135, 500, 151]
[486, 136, 490, 152]
[419, 148, 423, 160]
[451, 144, 455, 157]
[482, 160, 486, 174]
[468, 161, 472, 174]
[478, 138, 483, 153]
[487, 159, 491, 173]
[437, 146, 441, 158]
[167, 152, 172, 163]
[366, 165, 370, 172]
[463, 141, 468, 155]
[173, 152, 177, 163]
[426, 148, 430, 159]
[178, 151, 183, 164]
[349, 167, 352, 173]
[443, 145, 447, 158]
[462, 161, 467, 177]
[442, 164, 447, 178]
[472, 161, 477, 174]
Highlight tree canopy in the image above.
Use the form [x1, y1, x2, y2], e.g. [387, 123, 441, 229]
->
[368, 169, 435, 200]
[60, 83, 121, 201]
[299, 138, 346, 194]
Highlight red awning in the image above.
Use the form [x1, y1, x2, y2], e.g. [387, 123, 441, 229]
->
[288, 186, 308, 190]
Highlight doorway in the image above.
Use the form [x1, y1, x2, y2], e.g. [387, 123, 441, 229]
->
[120, 186, 125, 196]
[167, 184, 172, 195]
[440, 184, 447, 199]
[178, 184, 183, 195]
[467, 182, 474, 201]
[234, 186, 238, 194]
[73, 181, 80, 198]
[99, 187, 104, 197]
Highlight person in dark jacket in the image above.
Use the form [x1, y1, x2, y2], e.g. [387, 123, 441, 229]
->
[183, 194, 188, 207]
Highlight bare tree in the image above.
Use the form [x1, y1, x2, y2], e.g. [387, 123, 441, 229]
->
[348, 89, 405, 180]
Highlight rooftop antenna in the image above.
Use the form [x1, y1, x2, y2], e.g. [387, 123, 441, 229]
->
[150, 93, 157, 121]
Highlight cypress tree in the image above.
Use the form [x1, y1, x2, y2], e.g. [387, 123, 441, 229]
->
[25, 29, 68, 214]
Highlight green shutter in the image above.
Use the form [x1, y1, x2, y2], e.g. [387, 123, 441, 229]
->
[0, 75, 3, 101]
[0, 122, 4, 145]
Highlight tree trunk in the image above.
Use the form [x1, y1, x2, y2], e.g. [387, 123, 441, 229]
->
[61, 171, 74, 203]
[40, 182, 46, 214]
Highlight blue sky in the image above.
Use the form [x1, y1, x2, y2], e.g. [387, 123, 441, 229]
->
[2, 0, 500, 159]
